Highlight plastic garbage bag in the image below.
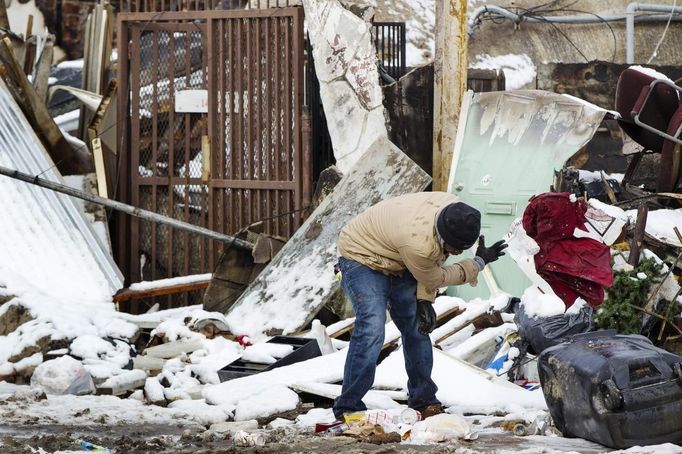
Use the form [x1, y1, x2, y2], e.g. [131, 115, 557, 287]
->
[410, 413, 473, 444]
[31, 355, 95, 395]
[515, 304, 594, 354]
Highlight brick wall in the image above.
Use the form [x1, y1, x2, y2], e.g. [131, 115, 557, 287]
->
[32, 0, 98, 60]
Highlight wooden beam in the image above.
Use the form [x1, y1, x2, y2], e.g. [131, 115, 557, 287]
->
[113, 279, 211, 303]
[329, 305, 464, 340]
[432, 0, 468, 190]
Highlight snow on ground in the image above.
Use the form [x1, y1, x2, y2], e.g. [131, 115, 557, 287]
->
[374, 347, 547, 414]
[627, 208, 682, 247]
[0, 383, 206, 428]
[471, 53, 537, 90]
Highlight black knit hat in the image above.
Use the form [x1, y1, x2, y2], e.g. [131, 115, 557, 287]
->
[436, 202, 481, 250]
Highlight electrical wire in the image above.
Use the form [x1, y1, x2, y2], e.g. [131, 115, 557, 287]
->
[646, 0, 678, 64]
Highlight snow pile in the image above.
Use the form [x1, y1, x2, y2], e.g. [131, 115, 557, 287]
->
[626, 208, 682, 248]
[520, 286, 565, 318]
[471, 53, 536, 90]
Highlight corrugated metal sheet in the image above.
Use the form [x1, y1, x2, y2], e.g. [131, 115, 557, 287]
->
[0, 78, 123, 297]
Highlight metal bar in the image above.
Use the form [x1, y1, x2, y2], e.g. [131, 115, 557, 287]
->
[265, 16, 273, 234]
[130, 25, 142, 283]
[292, 10, 303, 227]
[211, 179, 296, 190]
[274, 17, 281, 236]
[246, 17, 253, 229]
[228, 19, 235, 234]
[214, 20, 227, 263]
[117, 18, 131, 284]
[236, 18, 244, 231]
[255, 18, 262, 230]
[151, 30, 159, 282]
[0, 165, 254, 250]
[183, 30, 192, 279]
[167, 25, 176, 280]
[203, 20, 212, 272]
[118, 8, 300, 22]
[284, 16, 292, 235]
[400, 23, 406, 77]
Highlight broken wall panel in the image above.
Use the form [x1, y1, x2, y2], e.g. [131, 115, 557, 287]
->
[225, 136, 430, 337]
[303, 0, 387, 174]
[0, 78, 123, 298]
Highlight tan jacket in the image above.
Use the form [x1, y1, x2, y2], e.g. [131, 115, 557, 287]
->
[338, 192, 480, 302]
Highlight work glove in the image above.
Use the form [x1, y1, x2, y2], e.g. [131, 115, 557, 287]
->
[475, 235, 508, 265]
[417, 299, 437, 335]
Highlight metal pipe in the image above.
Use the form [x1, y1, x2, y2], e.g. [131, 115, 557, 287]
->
[627, 3, 682, 63]
[468, 4, 682, 64]
[0, 165, 254, 251]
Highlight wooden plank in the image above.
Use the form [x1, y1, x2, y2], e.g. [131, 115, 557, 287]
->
[143, 339, 204, 359]
[113, 279, 211, 303]
[0, 38, 92, 175]
[91, 138, 108, 198]
[31, 37, 53, 103]
[329, 305, 464, 339]
[225, 137, 430, 338]
[133, 355, 167, 371]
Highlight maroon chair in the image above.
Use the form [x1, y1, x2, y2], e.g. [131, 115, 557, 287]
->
[615, 67, 682, 192]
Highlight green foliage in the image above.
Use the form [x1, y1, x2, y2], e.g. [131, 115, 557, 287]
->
[596, 257, 665, 334]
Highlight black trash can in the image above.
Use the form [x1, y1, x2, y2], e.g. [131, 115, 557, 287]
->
[538, 330, 682, 448]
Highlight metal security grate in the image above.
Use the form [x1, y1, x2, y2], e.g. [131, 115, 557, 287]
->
[119, 0, 294, 12]
[117, 9, 307, 310]
[373, 22, 406, 80]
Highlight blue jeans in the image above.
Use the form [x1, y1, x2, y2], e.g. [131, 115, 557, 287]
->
[332, 257, 440, 419]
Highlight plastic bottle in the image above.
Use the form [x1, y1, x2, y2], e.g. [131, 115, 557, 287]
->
[400, 408, 422, 425]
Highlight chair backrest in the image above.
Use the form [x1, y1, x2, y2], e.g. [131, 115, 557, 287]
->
[615, 67, 680, 152]
[660, 107, 682, 192]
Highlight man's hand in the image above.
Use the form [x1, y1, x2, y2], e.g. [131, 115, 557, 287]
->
[475, 235, 508, 264]
[417, 299, 436, 335]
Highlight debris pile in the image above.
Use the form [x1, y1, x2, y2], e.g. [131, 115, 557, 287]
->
[2, 0, 682, 451]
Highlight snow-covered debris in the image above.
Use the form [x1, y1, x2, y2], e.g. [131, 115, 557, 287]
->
[169, 399, 232, 426]
[374, 348, 547, 414]
[626, 208, 682, 248]
[520, 286, 566, 318]
[241, 343, 294, 364]
[233, 385, 300, 421]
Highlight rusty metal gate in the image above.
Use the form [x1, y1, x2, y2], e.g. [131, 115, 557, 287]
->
[116, 9, 307, 304]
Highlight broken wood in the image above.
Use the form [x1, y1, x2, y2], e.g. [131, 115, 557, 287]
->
[0, 0, 9, 29]
[133, 355, 166, 371]
[0, 38, 93, 174]
[97, 369, 147, 396]
[435, 312, 493, 346]
[203, 232, 285, 314]
[628, 203, 648, 266]
[142, 339, 204, 359]
[225, 137, 430, 337]
[31, 36, 54, 104]
[327, 301, 464, 340]
[114, 279, 211, 304]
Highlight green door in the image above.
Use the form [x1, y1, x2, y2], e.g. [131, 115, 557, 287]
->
[446, 90, 607, 300]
